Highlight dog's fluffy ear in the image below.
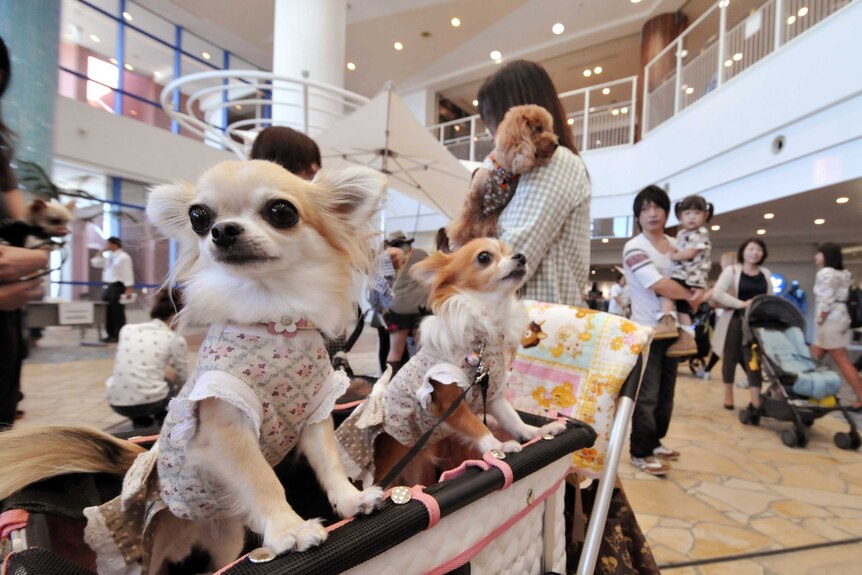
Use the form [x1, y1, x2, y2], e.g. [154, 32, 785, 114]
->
[29, 198, 47, 214]
[146, 182, 197, 240]
[64, 200, 77, 213]
[312, 166, 387, 229]
[410, 251, 450, 285]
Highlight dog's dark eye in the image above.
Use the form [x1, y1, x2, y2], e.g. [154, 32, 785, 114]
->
[188, 205, 213, 234]
[477, 251, 493, 265]
[263, 200, 299, 229]
[48, 218, 64, 225]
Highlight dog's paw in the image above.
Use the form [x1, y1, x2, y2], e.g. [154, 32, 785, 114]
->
[264, 517, 327, 554]
[537, 420, 567, 437]
[499, 439, 523, 454]
[333, 485, 384, 518]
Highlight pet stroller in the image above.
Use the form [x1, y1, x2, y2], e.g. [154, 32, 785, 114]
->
[739, 295, 860, 450]
[687, 302, 715, 375]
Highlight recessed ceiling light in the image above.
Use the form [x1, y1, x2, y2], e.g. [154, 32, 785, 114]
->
[787, 15, 797, 25]
[589, 107, 595, 112]
[583, 69, 592, 77]
[836, 197, 849, 204]
[602, 87, 610, 95]
[593, 66, 602, 74]
[90, 34, 100, 43]
[685, 87, 694, 94]
[346, 62, 356, 71]
[154, 71, 162, 79]
[621, 107, 628, 114]
[756, 229, 766, 235]
[630, 0, 642, 3]
[450, 17, 461, 27]
[454, 125, 460, 132]
[733, 52, 743, 61]
[591, 269, 596, 275]
[680, 49, 689, 58]
[763, 213, 775, 219]
[611, 109, 620, 116]
[814, 218, 825, 225]
[109, 57, 117, 65]
[490, 50, 502, 60]
[394, 41, 404, 51]
[595, 139, 602, 145]
[567, 118, 574, 125]
[601, 238, 609, 243]
[124, 63, 134, 71]
[122, 11, 132, 21]
[711, 224, 720, 231]
[724, 59, 733, 67]
[472, 99, 478, 107]
[552, 23, 565, 35]
[235, 104, 242, 110]
[202, 51, 211, 60]
[129, 109, 138, 116]
[798, 7, 809, 17]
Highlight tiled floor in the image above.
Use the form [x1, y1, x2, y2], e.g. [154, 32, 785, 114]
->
[15, 323, 862, 574]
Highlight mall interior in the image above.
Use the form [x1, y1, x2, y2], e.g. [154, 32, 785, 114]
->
[1, 0, 861, 573]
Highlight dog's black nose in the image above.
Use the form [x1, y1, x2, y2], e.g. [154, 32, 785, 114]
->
[211, 222, 243, 248]
[513, 253, 527, 265]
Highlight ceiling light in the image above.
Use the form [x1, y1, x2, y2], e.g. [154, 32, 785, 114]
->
[814, 218, 825, 225]
[451, 17, 461, 27]
[122, 11, 132, 21]
[787, 15, 797, 24]
[129, 109, 138, 116]
[593, 66, 602, 74]
[202, 51, 211, 60]
[89, 34, 100, 43]
[611, 109, 620, 116]
[124, 63, 134, 71]
[719, 0, 730, 7]
[601, 238, 609, 243]
[583, 69, 592, 77]
[472, 99, 478, 107]
[595, 139, 602, 145]
[454, 125, 460, 132]
[711, 224, 720, 231]
[621, 107, 628, 114]
[591, 269, 596, 275]
[680, 49, 689, 58]
[733, 52, 743, 61]
[552, 23, 565, 35]
[756, 229, 766, 235]
[153, 71, 162, 78]
[724, 59, 733, 67]
[109, 57, 117, 65]
[602, 87, 610, 95]
[763, 213, 774, 219]
[685, 87, 694, 94]
[235, 104, 242, 110]
[589, 107, 595, 112]
[630, 0, 642, 3]
[394, 41, 404, 51]
[490, 50, 502, 60]
[798, 7, 809, 17]
[567, 118, 574, 125]
[836, 197, 849, 204]
[681, 83, 688, 91]
[346, 62, 356, 71]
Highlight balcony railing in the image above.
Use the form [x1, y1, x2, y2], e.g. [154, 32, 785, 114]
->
[644, 0, 854, 133]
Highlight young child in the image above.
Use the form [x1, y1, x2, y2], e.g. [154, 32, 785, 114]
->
[658, 195, 713, 357]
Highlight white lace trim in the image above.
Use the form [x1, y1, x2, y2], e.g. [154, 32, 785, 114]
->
[418, 362, 470, 409]
[83, 506, 141, 575]
[307, 369, 351, 425]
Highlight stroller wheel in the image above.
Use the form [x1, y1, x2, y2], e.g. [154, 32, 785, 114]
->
[796, 428, 809, 448]
[853, 432, 862, 450]
[835, 431, 862, 450]
[781, 429, 799, 448]
[739, 408, 751, 425]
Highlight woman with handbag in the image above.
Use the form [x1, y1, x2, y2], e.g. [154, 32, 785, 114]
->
[810, 243, 862, 411]
[710, 239, 772, 415]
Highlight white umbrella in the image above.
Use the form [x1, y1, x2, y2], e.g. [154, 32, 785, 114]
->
[316, 84, 471, 219]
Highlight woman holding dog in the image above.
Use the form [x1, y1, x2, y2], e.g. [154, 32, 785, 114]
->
[476, 60, 591, 307]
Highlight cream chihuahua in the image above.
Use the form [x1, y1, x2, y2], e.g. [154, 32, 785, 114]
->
[0, 160, 387, 573]
[337, 238, 566, 488]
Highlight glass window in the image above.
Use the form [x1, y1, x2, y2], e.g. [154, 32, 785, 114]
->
[183, 32, 222, 70]
[123, 1, 174, 44]
[59, 0, 120, 109]
[123, 27, 174, 128]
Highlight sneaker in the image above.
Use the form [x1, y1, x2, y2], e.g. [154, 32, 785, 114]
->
[667, 330, 698, 357]
[631, 455, 670, 476]
[701, 371, 711, 381]
[736, 378, 750, 389]
[653, 315, 679, 340]
[652, 444, 680, 460]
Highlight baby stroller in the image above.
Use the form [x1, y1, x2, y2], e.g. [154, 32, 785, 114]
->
[739, 295, 860, 450]
[687, 302, 715, 375]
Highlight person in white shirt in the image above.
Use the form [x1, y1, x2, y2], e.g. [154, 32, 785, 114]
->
[91, 236, 134, 342]
[608, 274, 631, 317]
[622, 186, 702, 476]
[106, 288, 187, 427]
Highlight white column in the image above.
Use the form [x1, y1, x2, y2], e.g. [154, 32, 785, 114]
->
[272, 0, 347, 133]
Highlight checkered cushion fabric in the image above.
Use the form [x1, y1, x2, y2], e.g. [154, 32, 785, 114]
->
[499, 146, 591, 307]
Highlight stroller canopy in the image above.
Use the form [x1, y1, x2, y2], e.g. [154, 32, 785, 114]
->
[743, 295, 806, 343]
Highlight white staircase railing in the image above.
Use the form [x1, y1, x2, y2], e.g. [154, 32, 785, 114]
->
[160, 70, 369, 158]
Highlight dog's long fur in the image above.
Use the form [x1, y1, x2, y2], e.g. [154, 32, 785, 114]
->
[445, 105, 558, 250]
[371, 239, 565, 483]
[0, 160, 388, 572]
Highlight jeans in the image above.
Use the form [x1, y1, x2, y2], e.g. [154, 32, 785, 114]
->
[630, 338, 679, 458]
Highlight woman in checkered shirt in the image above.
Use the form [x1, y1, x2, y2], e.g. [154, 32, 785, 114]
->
[476, 60, 591, 307]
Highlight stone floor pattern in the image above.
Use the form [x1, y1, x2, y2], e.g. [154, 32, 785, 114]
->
[15, 322, 862, 574]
